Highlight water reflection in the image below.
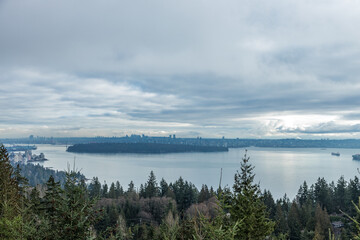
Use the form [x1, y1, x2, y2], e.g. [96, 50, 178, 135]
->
[31, 145, 360, 199]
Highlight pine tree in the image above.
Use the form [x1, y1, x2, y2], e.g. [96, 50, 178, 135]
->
[314, 178, 332, 212]
[127, 181, 135, 193]
[313, 204, 332, 240]
[58, 170, 98, 239]
[102, 182, 108, 198]
[288, 201, 301, 240]
[88, 177, 102, 199]
[145, 171, 159, 198]
[109, 182, 116, 198]
[115, 181, 123, 198]
[198, 184, 211, 203]
[230, 151, 275, 239]
[41, 175, 64, 239]
[297, 181, 309, 206]
[334, 176, 347, 212]
[0, 145, 24, 239]
[160, 178, 169, 197]
[139, 183, 146, 198]
[263, 189, 276, 219]
[274, 202, 289, 236]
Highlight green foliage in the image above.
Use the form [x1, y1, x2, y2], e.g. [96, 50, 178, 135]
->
[192, 214, 239, 240]
[89, 177, 102, 199]
[0, 215, 23, 240]
[288, 201, 301, 240]
[160, 178, 169, 198]
[0, 145, 25, 239]
[314, 178, 333, 212]
[145, 171, 160, 198]
[67, 143, 228, 154]
[13, 162, 69, 187]
[171, 177, 198, 214]
[198, 185, 212, 203]
[229, 151, 275, 239]
[60, 171, 99, 239]
[343, 197, 360, 240]
[314, 204, 332, 240]
[4, 142, 360, 240]
[274, 202, 289, 235]
[26, 169, 99, 240]
[159, 211, 179, 240]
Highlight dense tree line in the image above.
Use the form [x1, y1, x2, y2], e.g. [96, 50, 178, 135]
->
[9, 162, 84, 187]
[66, 143, 228, 154]
[1, 145, 99, 239]
[260, 175, 360, 239]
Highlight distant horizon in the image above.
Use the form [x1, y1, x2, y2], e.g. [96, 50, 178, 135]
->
[2, 134, 360, 141]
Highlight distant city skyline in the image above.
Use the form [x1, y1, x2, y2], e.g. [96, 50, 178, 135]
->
[1, 1, 360, 139]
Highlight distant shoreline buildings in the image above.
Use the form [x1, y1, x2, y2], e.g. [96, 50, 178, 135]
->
[3, 135, 360, 149]
[8, 149, 48, 163]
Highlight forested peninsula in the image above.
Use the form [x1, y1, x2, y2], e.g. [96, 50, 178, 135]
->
[66, 142, 228, 154]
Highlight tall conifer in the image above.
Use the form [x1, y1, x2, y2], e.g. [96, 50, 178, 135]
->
[0, 145, 23, 239]
[230, 151, 274, 239]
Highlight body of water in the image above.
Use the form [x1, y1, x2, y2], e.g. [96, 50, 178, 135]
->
[30, 144, 360, 199]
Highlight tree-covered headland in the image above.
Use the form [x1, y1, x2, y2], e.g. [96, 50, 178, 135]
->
[2, 144, 360, 239]
[66, 143, 228, 154]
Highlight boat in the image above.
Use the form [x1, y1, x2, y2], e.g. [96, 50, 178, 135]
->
[331, 152, 340, 156]
[6, 145, 37, 152]
[353, 154, 360, 160]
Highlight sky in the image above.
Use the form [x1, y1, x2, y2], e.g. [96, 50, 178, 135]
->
[1, 0, 360, 139]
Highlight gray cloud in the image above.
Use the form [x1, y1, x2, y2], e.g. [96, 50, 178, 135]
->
[1, 0, 360, 138]
[277, 122, 360, 134]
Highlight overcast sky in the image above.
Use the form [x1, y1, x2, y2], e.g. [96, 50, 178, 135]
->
[1, 0, 360, 138]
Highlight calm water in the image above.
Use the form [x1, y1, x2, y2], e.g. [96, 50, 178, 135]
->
[31, 144, 360, 199]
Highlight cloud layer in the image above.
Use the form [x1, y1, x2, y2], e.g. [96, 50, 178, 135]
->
[1, 0, 360, 138]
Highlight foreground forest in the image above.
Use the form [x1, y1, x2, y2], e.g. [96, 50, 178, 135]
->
[1, 144, 360, 239]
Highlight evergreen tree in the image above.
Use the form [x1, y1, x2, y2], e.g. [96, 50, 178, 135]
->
[274, 202, 289, 236]
[314, 204, 332, 240]
[102, 182, 108, 198]
[0, 145, 24, 239]
[128, 181, 135, 193]
[209, 186, 215, 197]
[334, 176, 347, 212]
[297, 181, 309, 206]
[314, 178, 332, 212]
[160, 178, 169, 197]
[58, 170, 99, 239]
[41, 175, 64, 239]
[145, 170, 159, 198]
[198, 184, 211, 203]
[109, 182, 116, 198]
[172, 177, 186, 212]
[115, 181, 123, 198]
[263, 189, 276, 219]
[343, 197, 360, 239]
[288, 201, 301, 240]
[302, 199, 315, 232]
[139, 183, 146, 198]
[229, 151, 275, 239]
[88, 176, 102, 199]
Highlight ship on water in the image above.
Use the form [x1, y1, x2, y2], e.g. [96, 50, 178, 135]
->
[6, 145, 37, 152]
[331, 152, 340, 156]
[353, 154, 360, 160]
